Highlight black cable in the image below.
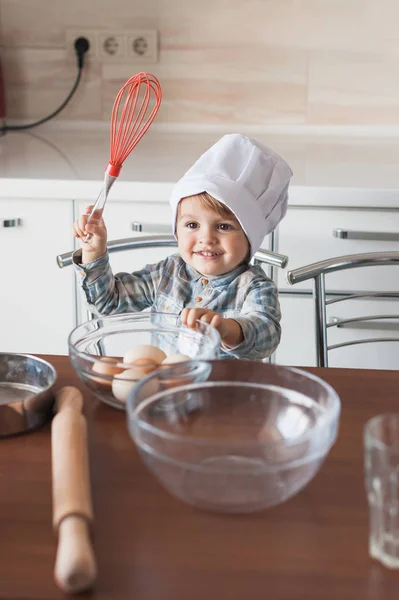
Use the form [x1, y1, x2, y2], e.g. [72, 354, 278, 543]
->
[1, 37, 90, 134]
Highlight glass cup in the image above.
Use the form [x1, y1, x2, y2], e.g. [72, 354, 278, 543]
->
[364, 414, 399, 568]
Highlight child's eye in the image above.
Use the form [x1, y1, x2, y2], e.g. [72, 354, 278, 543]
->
[186, 222, 198, 229]
[217, 223, 233, 231]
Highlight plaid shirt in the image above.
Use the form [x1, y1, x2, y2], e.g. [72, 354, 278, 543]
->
[73, 251, 281, 359]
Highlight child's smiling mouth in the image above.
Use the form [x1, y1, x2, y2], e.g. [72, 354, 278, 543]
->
[194, 250, 222, 259]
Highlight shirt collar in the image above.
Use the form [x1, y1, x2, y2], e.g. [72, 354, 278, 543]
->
[177, 257, 248, 288]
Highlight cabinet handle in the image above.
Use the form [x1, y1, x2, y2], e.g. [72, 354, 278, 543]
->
[3, 218, 22, 228]
[333, 229, 399, 241]
[328, 315, 399, 331]
[132, 222, 171, 234]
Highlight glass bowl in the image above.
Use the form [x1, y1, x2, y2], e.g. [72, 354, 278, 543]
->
[68, 312, 220, 410]
[127, 360, 341, 513]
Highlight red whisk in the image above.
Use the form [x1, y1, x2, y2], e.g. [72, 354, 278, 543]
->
[83, 72, 162, 242]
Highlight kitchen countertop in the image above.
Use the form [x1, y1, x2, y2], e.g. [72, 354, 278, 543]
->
[2, 122, 399, 207]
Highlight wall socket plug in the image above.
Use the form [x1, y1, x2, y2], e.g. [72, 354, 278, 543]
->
[65, 29, 98, 61]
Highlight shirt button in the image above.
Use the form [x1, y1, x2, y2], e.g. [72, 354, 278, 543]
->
[201, 278, 209, 285]
[195, 297, 202, 303]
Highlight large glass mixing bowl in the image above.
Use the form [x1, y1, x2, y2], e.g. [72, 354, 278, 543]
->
[127, 360, 341, 513]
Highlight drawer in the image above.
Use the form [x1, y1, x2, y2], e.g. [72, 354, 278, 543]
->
[326, 297, 399, 370]
[276, 207, 399, 292]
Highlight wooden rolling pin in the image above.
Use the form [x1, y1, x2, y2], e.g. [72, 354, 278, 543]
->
[51, 386, 97, 593]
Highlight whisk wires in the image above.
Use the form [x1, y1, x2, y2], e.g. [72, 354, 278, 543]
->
[109, 72, 162, 170]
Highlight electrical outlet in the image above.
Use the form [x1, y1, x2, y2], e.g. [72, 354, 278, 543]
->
[65, 29, 98, 60]
[65, 29, 159, 63]
[98, 32, 126, 61]
[126, 30, 158, 63]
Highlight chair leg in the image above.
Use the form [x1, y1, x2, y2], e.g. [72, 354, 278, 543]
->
[314, 274, 328, 367]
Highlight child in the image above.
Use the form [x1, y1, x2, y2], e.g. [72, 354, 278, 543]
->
[72, 134, 292, 359]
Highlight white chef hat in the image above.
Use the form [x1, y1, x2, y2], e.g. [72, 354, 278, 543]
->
[169, 134, 293, 258]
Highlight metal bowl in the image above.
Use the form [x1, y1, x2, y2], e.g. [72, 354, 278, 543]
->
[68, 312, 221, 410]
[127, 360, 341, 513]
[0, 353, 57, 437]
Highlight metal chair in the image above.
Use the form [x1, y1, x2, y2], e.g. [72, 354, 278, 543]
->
[286, 251, 399, 368]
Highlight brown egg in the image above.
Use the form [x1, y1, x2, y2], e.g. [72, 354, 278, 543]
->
[123, 344, 166, 365]
[90, 357, 125, 390]
[132, 357, 160, 376]
[112, 367, 161, 405]
[111, 368, 141, 403]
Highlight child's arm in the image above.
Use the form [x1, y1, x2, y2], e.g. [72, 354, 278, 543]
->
[181, 277, 281, 360]
[227, 278, 281, 359]
[72, 205, 157, 315]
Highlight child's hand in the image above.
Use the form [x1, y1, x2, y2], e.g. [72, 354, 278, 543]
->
[181, 308, 227, 337]
[73, 205, 108, 263]
[181, 308, 244, 348]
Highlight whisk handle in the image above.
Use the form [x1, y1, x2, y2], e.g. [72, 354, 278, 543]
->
[82, 173, 116, 243]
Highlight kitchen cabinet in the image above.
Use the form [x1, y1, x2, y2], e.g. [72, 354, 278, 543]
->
[0, 198, 75, 354]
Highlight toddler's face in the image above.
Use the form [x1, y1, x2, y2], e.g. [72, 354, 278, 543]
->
[176, 196, 249, 277]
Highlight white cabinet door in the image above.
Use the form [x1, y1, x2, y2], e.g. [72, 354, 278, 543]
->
[276, 207, 399, 292]
[274, 294, 316, 367]
[0, 199, 75, 354]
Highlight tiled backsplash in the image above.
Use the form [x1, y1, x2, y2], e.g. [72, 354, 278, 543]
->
[1, 0, 399, 126]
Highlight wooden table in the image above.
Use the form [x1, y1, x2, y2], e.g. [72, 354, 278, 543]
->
[1, 356, 399, 599]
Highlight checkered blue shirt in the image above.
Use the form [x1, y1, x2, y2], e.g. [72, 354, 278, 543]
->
[73, 251, 281, 359]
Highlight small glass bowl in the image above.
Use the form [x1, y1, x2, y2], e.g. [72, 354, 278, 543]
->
[68, 312, 220, 410]
[127, 360, 341, 513]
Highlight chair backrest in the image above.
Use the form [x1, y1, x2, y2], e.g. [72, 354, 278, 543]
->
[286, 251, 399, 368]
